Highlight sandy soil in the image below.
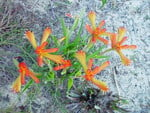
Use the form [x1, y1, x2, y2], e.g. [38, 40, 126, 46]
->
[0, 0, 150, 113]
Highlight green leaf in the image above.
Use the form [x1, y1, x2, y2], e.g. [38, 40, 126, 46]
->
[120, 99, 128, 104]
[60, 18, 67, 37]
[67, 78, 73, 91]
[101, 0, 107, 7]
[46, 72, 55, 81]
[13, 58, 19, 69]
[74, 70, 82, 77]
[90, 45, 106, 54]
[22, 80, 33, 93]
[50, 35, 59, 46]
[88, 55, 108, 59]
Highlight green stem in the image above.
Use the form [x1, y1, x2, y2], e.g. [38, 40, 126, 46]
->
[100, 48, 113, 55]
[83, 37, 93, 52]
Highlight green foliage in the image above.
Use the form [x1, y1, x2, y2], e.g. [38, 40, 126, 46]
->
[101, 0, 107, 7]
[67, 78, 74, 92]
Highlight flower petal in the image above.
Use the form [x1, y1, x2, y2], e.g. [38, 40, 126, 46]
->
[120, 45, 137, 50]
[25, 31, 37, 49]
[88, 59, 93, 69]
[118, 36, 128, 45]
[91, 78, 109, 92]
[43, 48, 58, 53]
[110, 33, 117, 48]
[91, 36, 97, 43]
[85, 24, 93, 34]
[37, 55, 44, 67]
[53, 60, 71, 71]
[97, 37, 109, 45]
[21, 70, 26, 85]
[35, 42, 48, 54]
[92, 61, 110, 75]
[18, 62, 27, 84]
[117, 27, 126, 42]
[43, 53, 64, 64]
[98, 20, 105, 29]
[27, 70, 40, 83]
[75, 51, 87, 71]
[41, 27, 52, 44]
[12, 75, 21, 93]
[84, 69, 93, 81]
[88, 11, 96, 29]
[117, 50, 131, 66]
[39, 41, 48, 49]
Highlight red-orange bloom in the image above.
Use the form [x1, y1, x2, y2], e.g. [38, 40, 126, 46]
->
[25, 28, 71, 69]
[35, 41, 71, 70]
[109, 27, 137, 65]
[86, 11, 109, 44]
[12, 57, 40, 93]
[18, 62, 40, 84]
[75, 50, 110, 92]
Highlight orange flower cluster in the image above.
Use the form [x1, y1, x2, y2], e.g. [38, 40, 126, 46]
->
[12, 28, 71, 93]
[12, 11, 137, 93]
[86, 11, 137, 66]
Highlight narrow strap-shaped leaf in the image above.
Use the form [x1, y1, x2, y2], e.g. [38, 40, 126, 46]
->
[22, 80, 33, 93]
[67, 78, 74, 92]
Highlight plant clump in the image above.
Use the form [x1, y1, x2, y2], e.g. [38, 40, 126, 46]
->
[66, 88, 129, 113]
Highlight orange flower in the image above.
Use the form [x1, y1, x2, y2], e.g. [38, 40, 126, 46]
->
[35, 42, 71, 70]
[86, 11, 109, 44]
[35, 42, 63, 65]
[109, 27, 137, 65]
[12, 56, 40, 93]
[75, 50, 110, 92]
[25, 28, 71, 69]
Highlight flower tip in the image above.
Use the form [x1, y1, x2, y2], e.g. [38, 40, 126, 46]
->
[102, 87, 109, 92]
[45, 27, 52, 34]
[124, 60, 131, 66]
[11, 88, 20, 93]
[41, 27, 52, 44]
[134, 45, 137, 49]
[88, 11, 96, 28]
[65, 13, 73, 18]
[106, 61, 110, 65]
[77, 50, 85, 54]
[76, 50, 86, 57]
[88, 11, 96, 16]
[21, 81, 26, 85]
[118, 27, 126, 34]
[123, 58, 131, 66]
[25, 30, 32, 35]
[101, 20, 105, 24]
[36, 80, 40, 84]
[119, 27, 126, 30]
